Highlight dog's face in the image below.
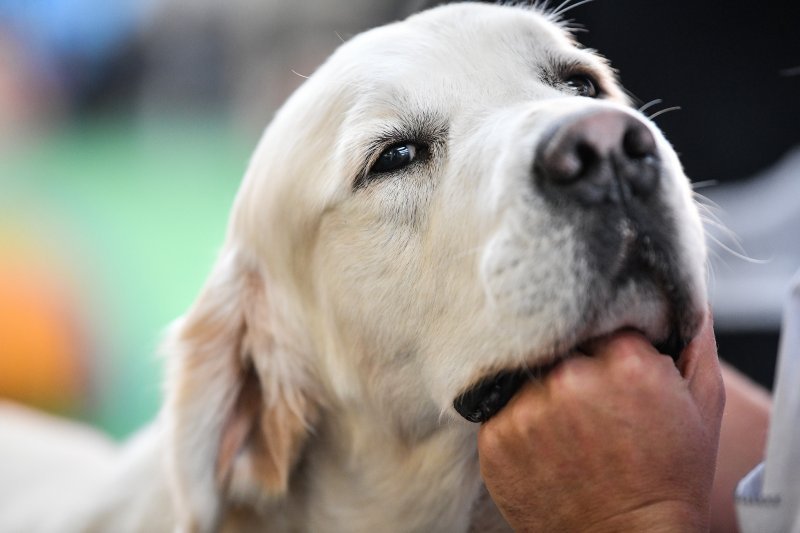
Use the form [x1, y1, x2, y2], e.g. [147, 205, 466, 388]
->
[165, 3, 707, 528]
[291, 4, 706, 421]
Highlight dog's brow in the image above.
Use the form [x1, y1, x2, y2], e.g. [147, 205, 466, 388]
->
[540, 54, 614, 94]
[352, 112, 448, 190]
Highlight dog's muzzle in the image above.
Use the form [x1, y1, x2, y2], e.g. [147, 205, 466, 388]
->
[453, 108, 694, 424]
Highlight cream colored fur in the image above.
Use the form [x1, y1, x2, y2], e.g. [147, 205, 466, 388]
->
[0, 3, 707, 532]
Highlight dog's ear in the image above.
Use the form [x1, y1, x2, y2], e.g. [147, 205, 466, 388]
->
[163, 248, 317, 532]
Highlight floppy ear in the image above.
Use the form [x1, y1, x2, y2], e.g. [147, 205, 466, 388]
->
[163, 248, 318, 532]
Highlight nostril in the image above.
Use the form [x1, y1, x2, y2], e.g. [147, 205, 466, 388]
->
[541, 141, 588, 185]
[621, 121, 660, 199]
[622, 123, 657, 160]
[575, 141, 599, 177]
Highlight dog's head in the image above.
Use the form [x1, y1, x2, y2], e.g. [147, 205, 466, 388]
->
[163, 3, 707, 529]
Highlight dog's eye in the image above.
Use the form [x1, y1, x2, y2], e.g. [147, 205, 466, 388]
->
[371, 143, 419, 173]
[565, 74, 599, 98]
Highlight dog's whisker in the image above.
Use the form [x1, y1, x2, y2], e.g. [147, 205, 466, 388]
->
[694, 199, 742, 244]
[706, 250, 718, 289]
[693, 192, 727, 216]
[529, 0, 556, 14]
[692, 195, 724, 218]
[533, 0, 552, 9]
[291, 69, 310, 79]
[648, 105, 681, 120]
[562, 24, 589, 33]
[705, 232, 769, 265]
[638, 98, 663, 114]
[694, 194, 735, 235]
[549, 0, 575, 18]
[701, 218, 749, 259]
[691, 179, 719, 190]
[694, 197, 724, 219]
[707, 242, 742, 276]
[700, 215, 738, 236]
[692, 192, 768, 270]
[707, 246, 727, 266]
[552, 0, 594, 18]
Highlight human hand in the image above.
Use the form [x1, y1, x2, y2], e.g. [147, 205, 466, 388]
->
[477, 313, 725, 532]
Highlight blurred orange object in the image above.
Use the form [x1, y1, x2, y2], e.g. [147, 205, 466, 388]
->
[0, 262, 88, 413]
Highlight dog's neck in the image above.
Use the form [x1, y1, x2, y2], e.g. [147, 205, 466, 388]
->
[282, 406, 487, 532]
[61, 413, 506, 531]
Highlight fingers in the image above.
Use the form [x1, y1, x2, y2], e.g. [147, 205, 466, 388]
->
[678, 310, 726, 427]
[678, 310, 717, 381]
[579, 329, 669, 365]
[579, 330, 679, 386]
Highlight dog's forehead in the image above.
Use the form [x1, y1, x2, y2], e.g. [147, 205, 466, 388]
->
[355, 3, 575, 59]
[327, 4, 620, 125]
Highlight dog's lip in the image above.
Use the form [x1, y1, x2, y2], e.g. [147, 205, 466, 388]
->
[453, 327, 687, 424]
[452, 370, 531, 424]
[575, 326, 685, 361]
[452, 351, 569, 424]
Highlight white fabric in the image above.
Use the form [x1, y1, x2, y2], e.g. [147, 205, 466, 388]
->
[736, 270, 800, 533]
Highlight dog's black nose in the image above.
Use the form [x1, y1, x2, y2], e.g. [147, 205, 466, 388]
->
[535, 110, 659, 206]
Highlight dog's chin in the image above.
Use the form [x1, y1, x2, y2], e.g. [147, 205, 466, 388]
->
[452, 327, 687, 424]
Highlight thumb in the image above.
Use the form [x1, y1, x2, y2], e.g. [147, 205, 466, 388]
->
[678, 310, 726, 426]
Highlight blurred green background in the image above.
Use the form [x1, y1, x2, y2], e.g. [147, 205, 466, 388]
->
[0, 118, 247, 437]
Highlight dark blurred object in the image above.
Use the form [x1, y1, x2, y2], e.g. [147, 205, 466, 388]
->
[0, 0, 145, 116]
[76, 40, 144, 114]
[570, 0, 800, 186]
[717, 331, 779, 391]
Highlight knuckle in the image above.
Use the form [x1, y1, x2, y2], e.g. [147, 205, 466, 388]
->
[548, 357, 593, 395]
[612, 345, 649, 377]
[477, 422, 503, 457]
[615, 351, 673, 388]
[612, 334, 649, 358]
[604, 336, 666, 372]
[479, 383, 542, 448]
[507, 389, 539, 431]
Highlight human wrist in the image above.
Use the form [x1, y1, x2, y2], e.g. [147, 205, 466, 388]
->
[575, 500, 708, 533]
[506, 499, 708, 533]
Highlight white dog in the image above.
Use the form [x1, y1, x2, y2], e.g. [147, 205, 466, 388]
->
[0, 3, 707, 532]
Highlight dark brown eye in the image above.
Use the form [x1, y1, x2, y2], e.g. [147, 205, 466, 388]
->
[371, 142, 420, 173]
[565, 74, 599, 98]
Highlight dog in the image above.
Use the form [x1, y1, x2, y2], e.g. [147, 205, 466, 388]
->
[0, 3, 708, 531]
